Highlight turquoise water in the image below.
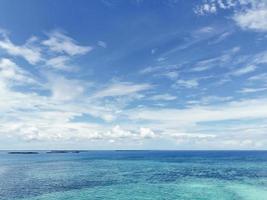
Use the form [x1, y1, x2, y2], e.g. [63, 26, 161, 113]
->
[1, 151, 267, 200]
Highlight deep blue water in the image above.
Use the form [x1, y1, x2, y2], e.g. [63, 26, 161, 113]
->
[0, 151, 267, 200]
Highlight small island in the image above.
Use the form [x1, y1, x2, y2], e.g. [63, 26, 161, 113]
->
[46, 150, 82, 154]
[8, 151, 39, 154]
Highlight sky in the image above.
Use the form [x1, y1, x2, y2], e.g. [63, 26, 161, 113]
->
[0, 0, 267, 150]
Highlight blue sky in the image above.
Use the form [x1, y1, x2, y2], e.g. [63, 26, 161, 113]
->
[0, 0, 267, 150]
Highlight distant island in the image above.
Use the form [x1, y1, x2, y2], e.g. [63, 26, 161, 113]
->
[8, 151, 39, 154]
[46, 150, 83, 154]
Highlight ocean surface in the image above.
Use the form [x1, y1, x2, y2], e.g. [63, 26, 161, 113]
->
[0, 151, 267, 200]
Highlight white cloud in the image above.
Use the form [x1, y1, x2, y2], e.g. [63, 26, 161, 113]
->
[196, 95, 233, 105]
[209, 31, 232, 44]
[103, 126, 156, 140]
[112, 100, 267, 148]
[175, 79, 199, 88]
[46, 74, 84, 101]
[97, 40, 107, 48]
[0, 27, 266, 149]
[195, 3, 217, 15]
[0, 36, 42, 64]
[234, 8, 267, 32]
[170, 132, 216, 140]
[191, 46, 239, 72]
[157, 57, 166, 62]
[151, 48, 157, 54]
[139, 127, 155, 138]
[192, 56, 227, 72]
[42, 31, 92, 56]
[93, 82, 152, 98]
[106, 125, 132, 139]
[127, 98, 267, 127]
[0, 30, 160, 145]
[1, 64, 267, 148]
[197, 0, 267, 32]
[248, 73, 267, 82]
[195, 26, 215, 35]
[253, 51, 267, 64]
[161, 71, 179, 80]
[46, 56, 73, 71]
[150, 93, 177, 101]
[0, 82, 125, 142]
[0, 58, 35, 84]
[196, 0, 254, 15]
[0, 30, 91, 71]
[239, 87, 267, 93]
[139, 66, 156, 74]
[231, 65, 256, 76]
[140, 65, 179, 80]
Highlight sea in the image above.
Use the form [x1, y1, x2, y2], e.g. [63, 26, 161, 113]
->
[0, 150, 267, 200]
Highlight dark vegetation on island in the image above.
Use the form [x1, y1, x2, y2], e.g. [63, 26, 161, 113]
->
[7, 150, 87, 154]
[46, 150, 84, 154]
[8, 152, 39, 154]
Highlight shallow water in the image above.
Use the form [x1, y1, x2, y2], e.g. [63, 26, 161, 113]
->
[0, 151, 267, 200]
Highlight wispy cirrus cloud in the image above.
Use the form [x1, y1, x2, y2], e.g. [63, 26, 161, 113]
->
[0, 30, 93, 71]
[188, 95, 233, 105]
[127, 98, 267, 127]
[239, 87, 267, 93]
[93, 82, 152, 98]
[0, 58, 35, 84]
[149, 93, 177, 101]
[45, 56, 74, 71]
[248, 73, 267, 82]
[0, 35, 42, 64]
[97, 40, 107, 48]
[231, 65, 257, 76]
[140, 64, 179, 81]
[191, 46, 240, 72]
[42, 31, 93, 56]
[175, 79, 199, 88]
